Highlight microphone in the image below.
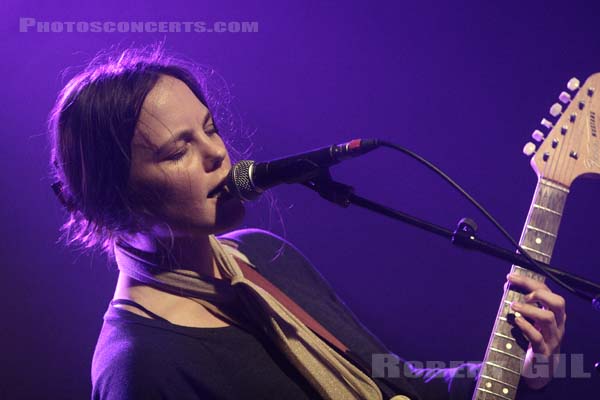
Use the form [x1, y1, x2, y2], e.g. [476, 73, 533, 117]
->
[226, 138, 380, 201]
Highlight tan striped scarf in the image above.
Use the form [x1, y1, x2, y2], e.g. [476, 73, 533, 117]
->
[114, 234, 383, 400]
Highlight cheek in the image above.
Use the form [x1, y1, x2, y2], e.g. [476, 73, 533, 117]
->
[130, 168, 209, 219]
[163, 173, 209, 215]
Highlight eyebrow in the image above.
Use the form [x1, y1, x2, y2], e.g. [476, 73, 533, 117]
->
[154, 112, 214, 156]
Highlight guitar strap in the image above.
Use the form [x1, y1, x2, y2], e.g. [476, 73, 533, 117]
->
[233, 257, 412, 400]
[234, 257, 348, 349]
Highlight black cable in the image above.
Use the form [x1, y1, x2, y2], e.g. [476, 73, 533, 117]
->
[377, 139, 587, 301]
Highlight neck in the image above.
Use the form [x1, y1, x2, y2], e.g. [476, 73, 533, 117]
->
[117, 230, 222, 279]
[111, 230, 233, 326]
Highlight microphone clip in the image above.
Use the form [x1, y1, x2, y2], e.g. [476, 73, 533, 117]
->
[301, 168, 355, 208]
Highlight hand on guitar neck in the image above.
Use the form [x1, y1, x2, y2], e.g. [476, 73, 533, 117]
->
[473, 74, 600, 399]
[506, 272, 567, 390]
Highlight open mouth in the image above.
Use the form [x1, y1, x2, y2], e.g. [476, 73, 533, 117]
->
[207, 180, 231, 198]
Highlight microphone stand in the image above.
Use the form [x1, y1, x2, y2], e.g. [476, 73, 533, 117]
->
[300, 168, 600, 312]
[299, 167, 600, 376]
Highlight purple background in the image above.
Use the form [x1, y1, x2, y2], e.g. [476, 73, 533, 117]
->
[2, 0, 600, 398]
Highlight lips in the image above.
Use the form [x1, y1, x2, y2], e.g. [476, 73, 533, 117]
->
[207, 176, 230, 198]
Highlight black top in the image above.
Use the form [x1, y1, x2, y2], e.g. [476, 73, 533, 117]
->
[93, 302, 322, 399]
[91, 228, 547, 399]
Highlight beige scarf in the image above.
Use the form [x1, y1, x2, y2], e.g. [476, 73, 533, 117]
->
[114, 234, 383, 400]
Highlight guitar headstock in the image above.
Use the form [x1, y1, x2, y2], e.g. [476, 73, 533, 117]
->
[524, 73, 600, 187]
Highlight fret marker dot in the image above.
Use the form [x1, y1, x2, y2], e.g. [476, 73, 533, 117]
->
[535, 237, 542, 244]
[485, 382, 492, 389]
[503, 388, 509, 395]
[506, 343, 513, 350]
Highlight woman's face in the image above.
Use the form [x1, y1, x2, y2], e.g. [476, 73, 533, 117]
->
[127, 74, 245, 236]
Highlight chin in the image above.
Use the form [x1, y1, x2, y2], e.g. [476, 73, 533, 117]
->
[161, 197, 246, 237]
[213, 197, 246, 234]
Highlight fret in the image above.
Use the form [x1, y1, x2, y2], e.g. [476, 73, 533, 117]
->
[484, 361, 521, 376]
[476, 387, 512, 400]
[508, 265, 531, 278]
[503, 288, 527, 303]
[490, 321, 525, 357]
[487, 348, 522, 369]
[494, 332, 516, 342]
[500, 302, 513, 314]
[473, 179, 568, 400]
[480, 374, 518, 389]
[539, 178, 570, 194]
[532, 204, 562, 216]
[532, 179, 569, 206]
[490, 347, 524, 361]
[480, 362, 522, 390]
[518, 245, 551, 258]
[525, 218, 560, 238]
[526, 225, 557, 238]
[508, 269, 546, 282]
[493, 318, 522, 339]
[526, 219, 561, 239]
[510, 265, 541, 276]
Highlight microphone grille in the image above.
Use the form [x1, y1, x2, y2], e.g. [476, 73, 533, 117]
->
[227, 160, 261, 201]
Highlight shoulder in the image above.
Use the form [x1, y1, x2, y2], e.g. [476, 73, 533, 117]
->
[218, 228, 292, 251]
[92, 327, 167, 399]
[92, 319, 210, 400]
[218, 228, 339, 301]
[218, 228, 310, 268]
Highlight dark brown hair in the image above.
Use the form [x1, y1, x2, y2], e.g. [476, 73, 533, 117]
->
[48, 43, 243, 257]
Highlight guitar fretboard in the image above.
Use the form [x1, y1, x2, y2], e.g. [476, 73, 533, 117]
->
[472, 178, 569, 400]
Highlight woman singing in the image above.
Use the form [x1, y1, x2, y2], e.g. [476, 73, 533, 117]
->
[47, 44, 566, 399]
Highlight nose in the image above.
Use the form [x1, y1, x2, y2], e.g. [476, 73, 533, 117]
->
[202, 140, 226, 172]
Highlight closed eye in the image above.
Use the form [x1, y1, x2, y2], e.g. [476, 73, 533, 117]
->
[206, 125, 218, 136]
[166, 146, 189, 162]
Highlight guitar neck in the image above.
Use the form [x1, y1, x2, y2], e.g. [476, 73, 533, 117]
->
[472, 178, 569, 400]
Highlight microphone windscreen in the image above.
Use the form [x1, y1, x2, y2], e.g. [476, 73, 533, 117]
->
[227, 160, 261, 201]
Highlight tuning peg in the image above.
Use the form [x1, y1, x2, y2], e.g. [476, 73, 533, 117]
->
[559, 91, 572, 104]
[541, 118, 554, 129]
[567, 77, 580, 91]
[549, 103, 563, 117]
[532, 130, 545, 142]
[523, 142, 537, 156]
